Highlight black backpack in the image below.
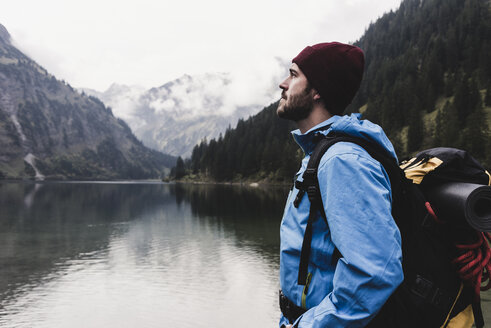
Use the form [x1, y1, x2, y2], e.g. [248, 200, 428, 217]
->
[294, 132, 491, 328]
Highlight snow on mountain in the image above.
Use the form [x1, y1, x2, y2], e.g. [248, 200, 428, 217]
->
[81, 83, 146, 128]
[83, 69, 283, 158]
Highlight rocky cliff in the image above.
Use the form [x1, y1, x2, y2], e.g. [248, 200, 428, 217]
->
[0, 23, 175, 180]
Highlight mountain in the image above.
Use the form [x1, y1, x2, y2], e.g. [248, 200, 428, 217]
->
[0, 24, 176, 180]
[350, 0, 491, 158]
[182, 0, 491, 182]
[82, 71, 283, 158]
[185, 102, 299, 182]
[81, 83, 146, 125]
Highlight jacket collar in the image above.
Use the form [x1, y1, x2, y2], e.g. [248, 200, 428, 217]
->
[291, 116, 339, 155]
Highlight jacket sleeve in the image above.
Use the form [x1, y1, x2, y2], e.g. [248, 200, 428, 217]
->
[295, 149, 403, 328]
[279, 313, 289, 327]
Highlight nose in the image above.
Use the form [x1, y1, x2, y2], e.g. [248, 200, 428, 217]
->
[279, 77, 289, 90]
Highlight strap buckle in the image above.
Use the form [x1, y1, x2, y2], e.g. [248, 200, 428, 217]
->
[306, 185, 318, 202]
[303, 168, 317, 181]
[411, 275, 452, 310]
[279, 290, 306, 324]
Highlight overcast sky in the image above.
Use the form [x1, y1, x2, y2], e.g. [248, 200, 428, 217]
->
[1, 0, 402, 92]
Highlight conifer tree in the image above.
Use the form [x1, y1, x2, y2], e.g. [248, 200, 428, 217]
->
[407, 105, 424, 153]
[485, 87, 491, 107]
[174, 156, 186, 179]
[433, 108, 444, 146]
[462, 104, 489, 160]
[468, 78, 482, 112]
[453, 77, 471, 126]
[439, 101, 461, 148]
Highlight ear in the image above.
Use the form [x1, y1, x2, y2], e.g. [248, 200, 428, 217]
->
[312, 89, 321, 100]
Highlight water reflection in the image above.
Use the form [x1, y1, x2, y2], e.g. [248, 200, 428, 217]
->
[0, 182, 174, 317]
[171, 183, 289, 257]
[0, 182, 288, 327]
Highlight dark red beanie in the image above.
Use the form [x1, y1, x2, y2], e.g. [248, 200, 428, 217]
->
[292, 42, 364, 115]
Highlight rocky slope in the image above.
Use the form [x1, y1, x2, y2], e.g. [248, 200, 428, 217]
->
[83, 72, 281, 158]
[0, 23, 175, 180]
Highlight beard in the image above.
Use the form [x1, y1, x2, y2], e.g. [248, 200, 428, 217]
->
[277, 87, 314, 122]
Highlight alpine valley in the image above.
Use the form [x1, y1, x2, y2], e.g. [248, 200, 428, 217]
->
[0, 24, 175, 180]
[82, 71, 282, 158]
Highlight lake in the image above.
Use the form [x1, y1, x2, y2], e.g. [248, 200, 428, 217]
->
[0, 181, 489, 327]
[0, 182, 288, 328]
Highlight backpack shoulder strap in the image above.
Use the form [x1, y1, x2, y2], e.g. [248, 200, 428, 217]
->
[296, 132, 404, 286]
[296, 135, 344, 285]
[296, 132, 402, 207]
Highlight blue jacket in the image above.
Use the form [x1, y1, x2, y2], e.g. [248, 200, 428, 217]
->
[279, 114, 403, 328]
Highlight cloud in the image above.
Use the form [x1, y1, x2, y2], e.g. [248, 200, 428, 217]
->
[1, 0, 402, 93]
[142, 56, 286, 122]
[223, 56, 287, 110]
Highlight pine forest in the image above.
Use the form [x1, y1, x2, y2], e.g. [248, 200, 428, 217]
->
[176, 0, 491, 183]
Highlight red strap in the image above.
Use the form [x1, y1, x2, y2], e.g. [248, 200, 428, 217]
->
[425, 202, 444, 224]
[424, 201, 490, 304]
[453, 232, 491, 300]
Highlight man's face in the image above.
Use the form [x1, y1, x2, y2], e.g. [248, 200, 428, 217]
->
[277, 63, 315, 122]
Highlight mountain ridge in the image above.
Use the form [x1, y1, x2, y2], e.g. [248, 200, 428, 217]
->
[0, 23, 175, 180]
[82, 70, 283, 158]
[0, 24, 11, 44]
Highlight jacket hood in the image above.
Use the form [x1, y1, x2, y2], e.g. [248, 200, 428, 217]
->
[292, 113, 398, 162]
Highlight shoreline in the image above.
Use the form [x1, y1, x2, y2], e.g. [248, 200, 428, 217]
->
[0, 178, 291, 187]
[168, 177, 291, 187]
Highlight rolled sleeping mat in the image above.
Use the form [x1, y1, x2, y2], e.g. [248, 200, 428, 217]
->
[425, 182, 491, 232]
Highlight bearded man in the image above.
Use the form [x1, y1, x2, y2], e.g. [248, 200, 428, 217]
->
[277, 42, 403, 328]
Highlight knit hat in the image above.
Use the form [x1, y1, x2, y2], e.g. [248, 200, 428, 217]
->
[292, 42, 364, 115]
